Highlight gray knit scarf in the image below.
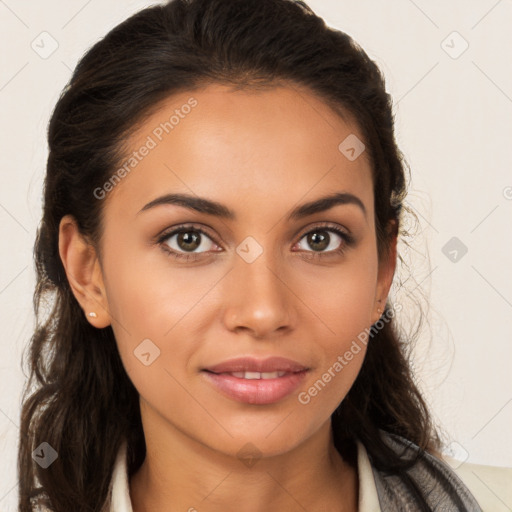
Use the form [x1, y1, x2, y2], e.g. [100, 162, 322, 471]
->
[371, 431, 483, 511]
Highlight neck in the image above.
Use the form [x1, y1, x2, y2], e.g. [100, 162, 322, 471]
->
[129, 404, 358, 512]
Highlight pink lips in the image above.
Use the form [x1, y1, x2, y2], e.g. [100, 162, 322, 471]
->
[204, 356, 308, 374]
[202, 356, 309, 405]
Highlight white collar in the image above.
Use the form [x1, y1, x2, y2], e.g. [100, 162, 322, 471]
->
[107, 439, 381, 511]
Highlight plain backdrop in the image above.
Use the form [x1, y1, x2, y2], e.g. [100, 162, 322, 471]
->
[1, 0, 511, 510]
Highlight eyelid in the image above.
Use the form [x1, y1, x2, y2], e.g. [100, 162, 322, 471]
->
[295, 221, 352, 241]
[155, 223, 219, 242]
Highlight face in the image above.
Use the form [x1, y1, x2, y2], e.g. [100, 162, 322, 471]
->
[67, 83, 395, 459]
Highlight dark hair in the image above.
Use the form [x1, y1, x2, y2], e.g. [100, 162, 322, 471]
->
[19, 0, 442, 510]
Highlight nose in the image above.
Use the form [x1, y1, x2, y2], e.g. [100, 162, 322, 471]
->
[221, 250, 296, 339]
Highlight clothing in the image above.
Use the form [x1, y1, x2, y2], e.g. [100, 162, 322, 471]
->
[104, 432, 512, 511]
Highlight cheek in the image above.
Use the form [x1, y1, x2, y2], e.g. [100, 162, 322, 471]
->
[294, 246, 378, 411]
[298, 246, 379, 337]
[102, 235, 223, 340]
[295, 298, 371, 430]
[99, 240, 210, 388]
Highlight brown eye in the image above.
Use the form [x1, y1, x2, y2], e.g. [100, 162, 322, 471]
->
[160, 227, 218, 256]
[296, 227, 348, 254]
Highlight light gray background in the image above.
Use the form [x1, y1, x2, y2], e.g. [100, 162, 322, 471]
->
[1, 0, 511, 510]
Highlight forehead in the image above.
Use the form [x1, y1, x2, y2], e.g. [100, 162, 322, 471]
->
[103, 82, 374, 221]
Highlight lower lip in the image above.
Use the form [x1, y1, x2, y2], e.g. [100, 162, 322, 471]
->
[202, 370, 309, 405]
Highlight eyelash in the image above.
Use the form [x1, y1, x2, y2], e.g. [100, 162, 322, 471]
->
[156, 222, 355, 262]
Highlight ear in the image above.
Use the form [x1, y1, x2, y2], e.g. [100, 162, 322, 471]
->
[58, 215, 111, 328]
[371, 219, 398, 325]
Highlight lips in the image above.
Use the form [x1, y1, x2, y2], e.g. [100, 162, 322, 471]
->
[203, 356, 309, 374]
[202, 356, 310, 404]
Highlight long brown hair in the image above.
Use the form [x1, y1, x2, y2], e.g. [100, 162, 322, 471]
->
[19, 0, 441, 509]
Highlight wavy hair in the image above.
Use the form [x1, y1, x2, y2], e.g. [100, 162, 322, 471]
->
[19, 0, 442, 509]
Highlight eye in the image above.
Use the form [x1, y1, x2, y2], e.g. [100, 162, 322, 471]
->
[156, 222, 354, 263]
[157, 224, 220, 261]
[294, 223, 354, 259]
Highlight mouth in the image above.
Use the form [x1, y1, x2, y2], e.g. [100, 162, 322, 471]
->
[201, 356, 310, 404]
[206, 370, 290, 379]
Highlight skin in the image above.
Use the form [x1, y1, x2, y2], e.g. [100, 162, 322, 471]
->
[59, 82, 397, 511]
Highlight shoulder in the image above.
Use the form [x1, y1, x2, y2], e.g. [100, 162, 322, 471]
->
[369, 430, 488, 510]
[442, 454, 512, 512]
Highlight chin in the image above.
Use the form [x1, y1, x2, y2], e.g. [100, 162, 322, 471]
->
[203, 421, 313, 461]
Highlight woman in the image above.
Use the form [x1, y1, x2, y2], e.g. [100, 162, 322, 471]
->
[18, 0, 506, 510]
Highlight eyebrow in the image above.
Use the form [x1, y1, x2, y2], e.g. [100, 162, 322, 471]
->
[138, 191, 366, 220]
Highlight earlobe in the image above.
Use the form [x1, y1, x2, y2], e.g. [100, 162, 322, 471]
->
[58, 215, 111, 328]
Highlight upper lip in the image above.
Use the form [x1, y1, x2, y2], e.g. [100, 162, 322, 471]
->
[203, 356, 309, 374]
